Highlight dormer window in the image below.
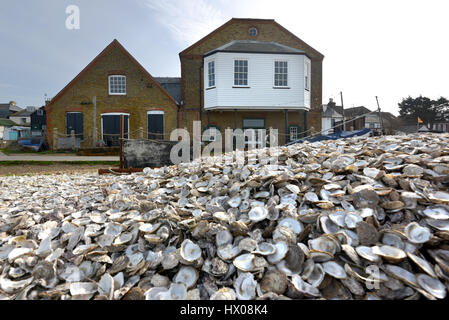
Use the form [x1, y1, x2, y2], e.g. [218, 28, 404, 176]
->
[109, 75, 126, 95]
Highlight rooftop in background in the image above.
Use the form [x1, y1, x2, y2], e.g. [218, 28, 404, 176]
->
[344, 106, 372, 118]
[10, 107, 36, 117]
[154, 77, 181, 104]
[0, 118, 17, 127]
[380, 111, 398, 124]
[204, 40, 306, 57]
[0, 102, 22, 118]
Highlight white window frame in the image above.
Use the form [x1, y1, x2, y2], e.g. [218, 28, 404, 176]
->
[147, 110, 165, 139]
[207, 61, 215, 88]
[289, 126, 298, 141]
[100, 112, 130, 141]
[304, 60, 311, 91]
[274, 60, 288, 87]
[233, 59, 249, 87]
[108, 75, 126, 95]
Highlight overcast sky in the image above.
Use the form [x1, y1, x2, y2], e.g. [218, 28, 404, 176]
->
[1, 0, 448, 115]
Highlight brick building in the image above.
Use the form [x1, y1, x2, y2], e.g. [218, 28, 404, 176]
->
[45, 39, 178, 148]
[179, 18, 324, 145]
[46, 18, 324, 149]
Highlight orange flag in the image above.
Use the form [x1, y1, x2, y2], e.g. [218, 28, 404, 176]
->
[417, 117, 423, 124]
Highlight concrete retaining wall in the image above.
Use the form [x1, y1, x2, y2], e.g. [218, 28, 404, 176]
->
[124, 139, 183, 168]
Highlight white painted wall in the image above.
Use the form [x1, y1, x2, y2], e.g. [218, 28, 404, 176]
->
[9, 116, 30, 125]
[322, 115, 344, 134]
[322, 117, 332, 135]
[204, 52, 310, 110]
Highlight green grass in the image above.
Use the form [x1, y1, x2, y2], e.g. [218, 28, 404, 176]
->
[0, 160, 120, 166]
[0, 148, 75, 155]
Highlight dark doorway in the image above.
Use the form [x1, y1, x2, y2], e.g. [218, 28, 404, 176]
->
[148, 112, 164, 140]
[102, 114, 129, 147]
[66, 112, 83, 140]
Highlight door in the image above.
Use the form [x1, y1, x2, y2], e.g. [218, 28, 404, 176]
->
[148, 111, 164, 140]
[102, 114, 129, 147]
[242, 118, 266, 148]
[66, 112, 83, 140]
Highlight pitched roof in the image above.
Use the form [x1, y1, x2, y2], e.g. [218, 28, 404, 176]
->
[10, 105, 22, 112]
[379, 112, 398, 126]
[10, 108, 35, 117]
[46, 39, 178, 110]
[0, 118, 17, 127]
[180, 18, 324, 58]
[204, 40, 306, 57]
[322, 104, 343, 118]
[0, 103, 22, 118]
[0, 103, 22, 112]
[344, 106, 372, 118]
[154, 77, 182, 104]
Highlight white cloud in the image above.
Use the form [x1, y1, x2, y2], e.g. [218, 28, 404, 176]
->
[142, 0, 227, 47]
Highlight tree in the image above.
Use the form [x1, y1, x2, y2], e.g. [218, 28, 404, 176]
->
[398, 95, 449, 124]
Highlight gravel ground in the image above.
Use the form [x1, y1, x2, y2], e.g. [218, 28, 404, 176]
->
[0, 164, 109, 176]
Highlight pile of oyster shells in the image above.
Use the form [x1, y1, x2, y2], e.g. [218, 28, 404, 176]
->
[1, 133, 449, 300]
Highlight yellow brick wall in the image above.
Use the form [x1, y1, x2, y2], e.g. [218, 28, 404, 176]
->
[47, 43, 178, 148]
[201, 109, 321, 145]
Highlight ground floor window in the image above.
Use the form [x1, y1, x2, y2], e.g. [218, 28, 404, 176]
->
[66, 112, 83, 140]
[242, 118, 265, 148]
[101, 113, 129, 147]
[148, 111, 164, 140]
[288, 125, 301, 142]
[242, 118, 265, 129]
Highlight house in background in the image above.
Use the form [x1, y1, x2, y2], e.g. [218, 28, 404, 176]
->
[30, 106, 47, 136]
[344, 106, 372, 130]
[428, 111, 449, 133]
[179, 18, 324, 145]
[9, 106, 36, 126]
[343, 106, 400, 134]
[431, 122, 449, 132]
[45, 39, 179, 149]
[0, 102, 32, 142]
[379, 111, 401, 134]
[0, 118, 17, 140]
[0, 101, 22, 119]
[321, 98, 344, 134]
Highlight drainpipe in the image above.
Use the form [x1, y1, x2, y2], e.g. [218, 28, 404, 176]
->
[199, 60, 203, 126]
[284, 109, 288, 144]
[93, 96, 97, 147]
[304, 110, 308, 137]
[234, 109, 238, 129]
[177, 103, 180, 129]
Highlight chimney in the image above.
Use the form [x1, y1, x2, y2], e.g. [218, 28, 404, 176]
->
[9, 101, 16, 106]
